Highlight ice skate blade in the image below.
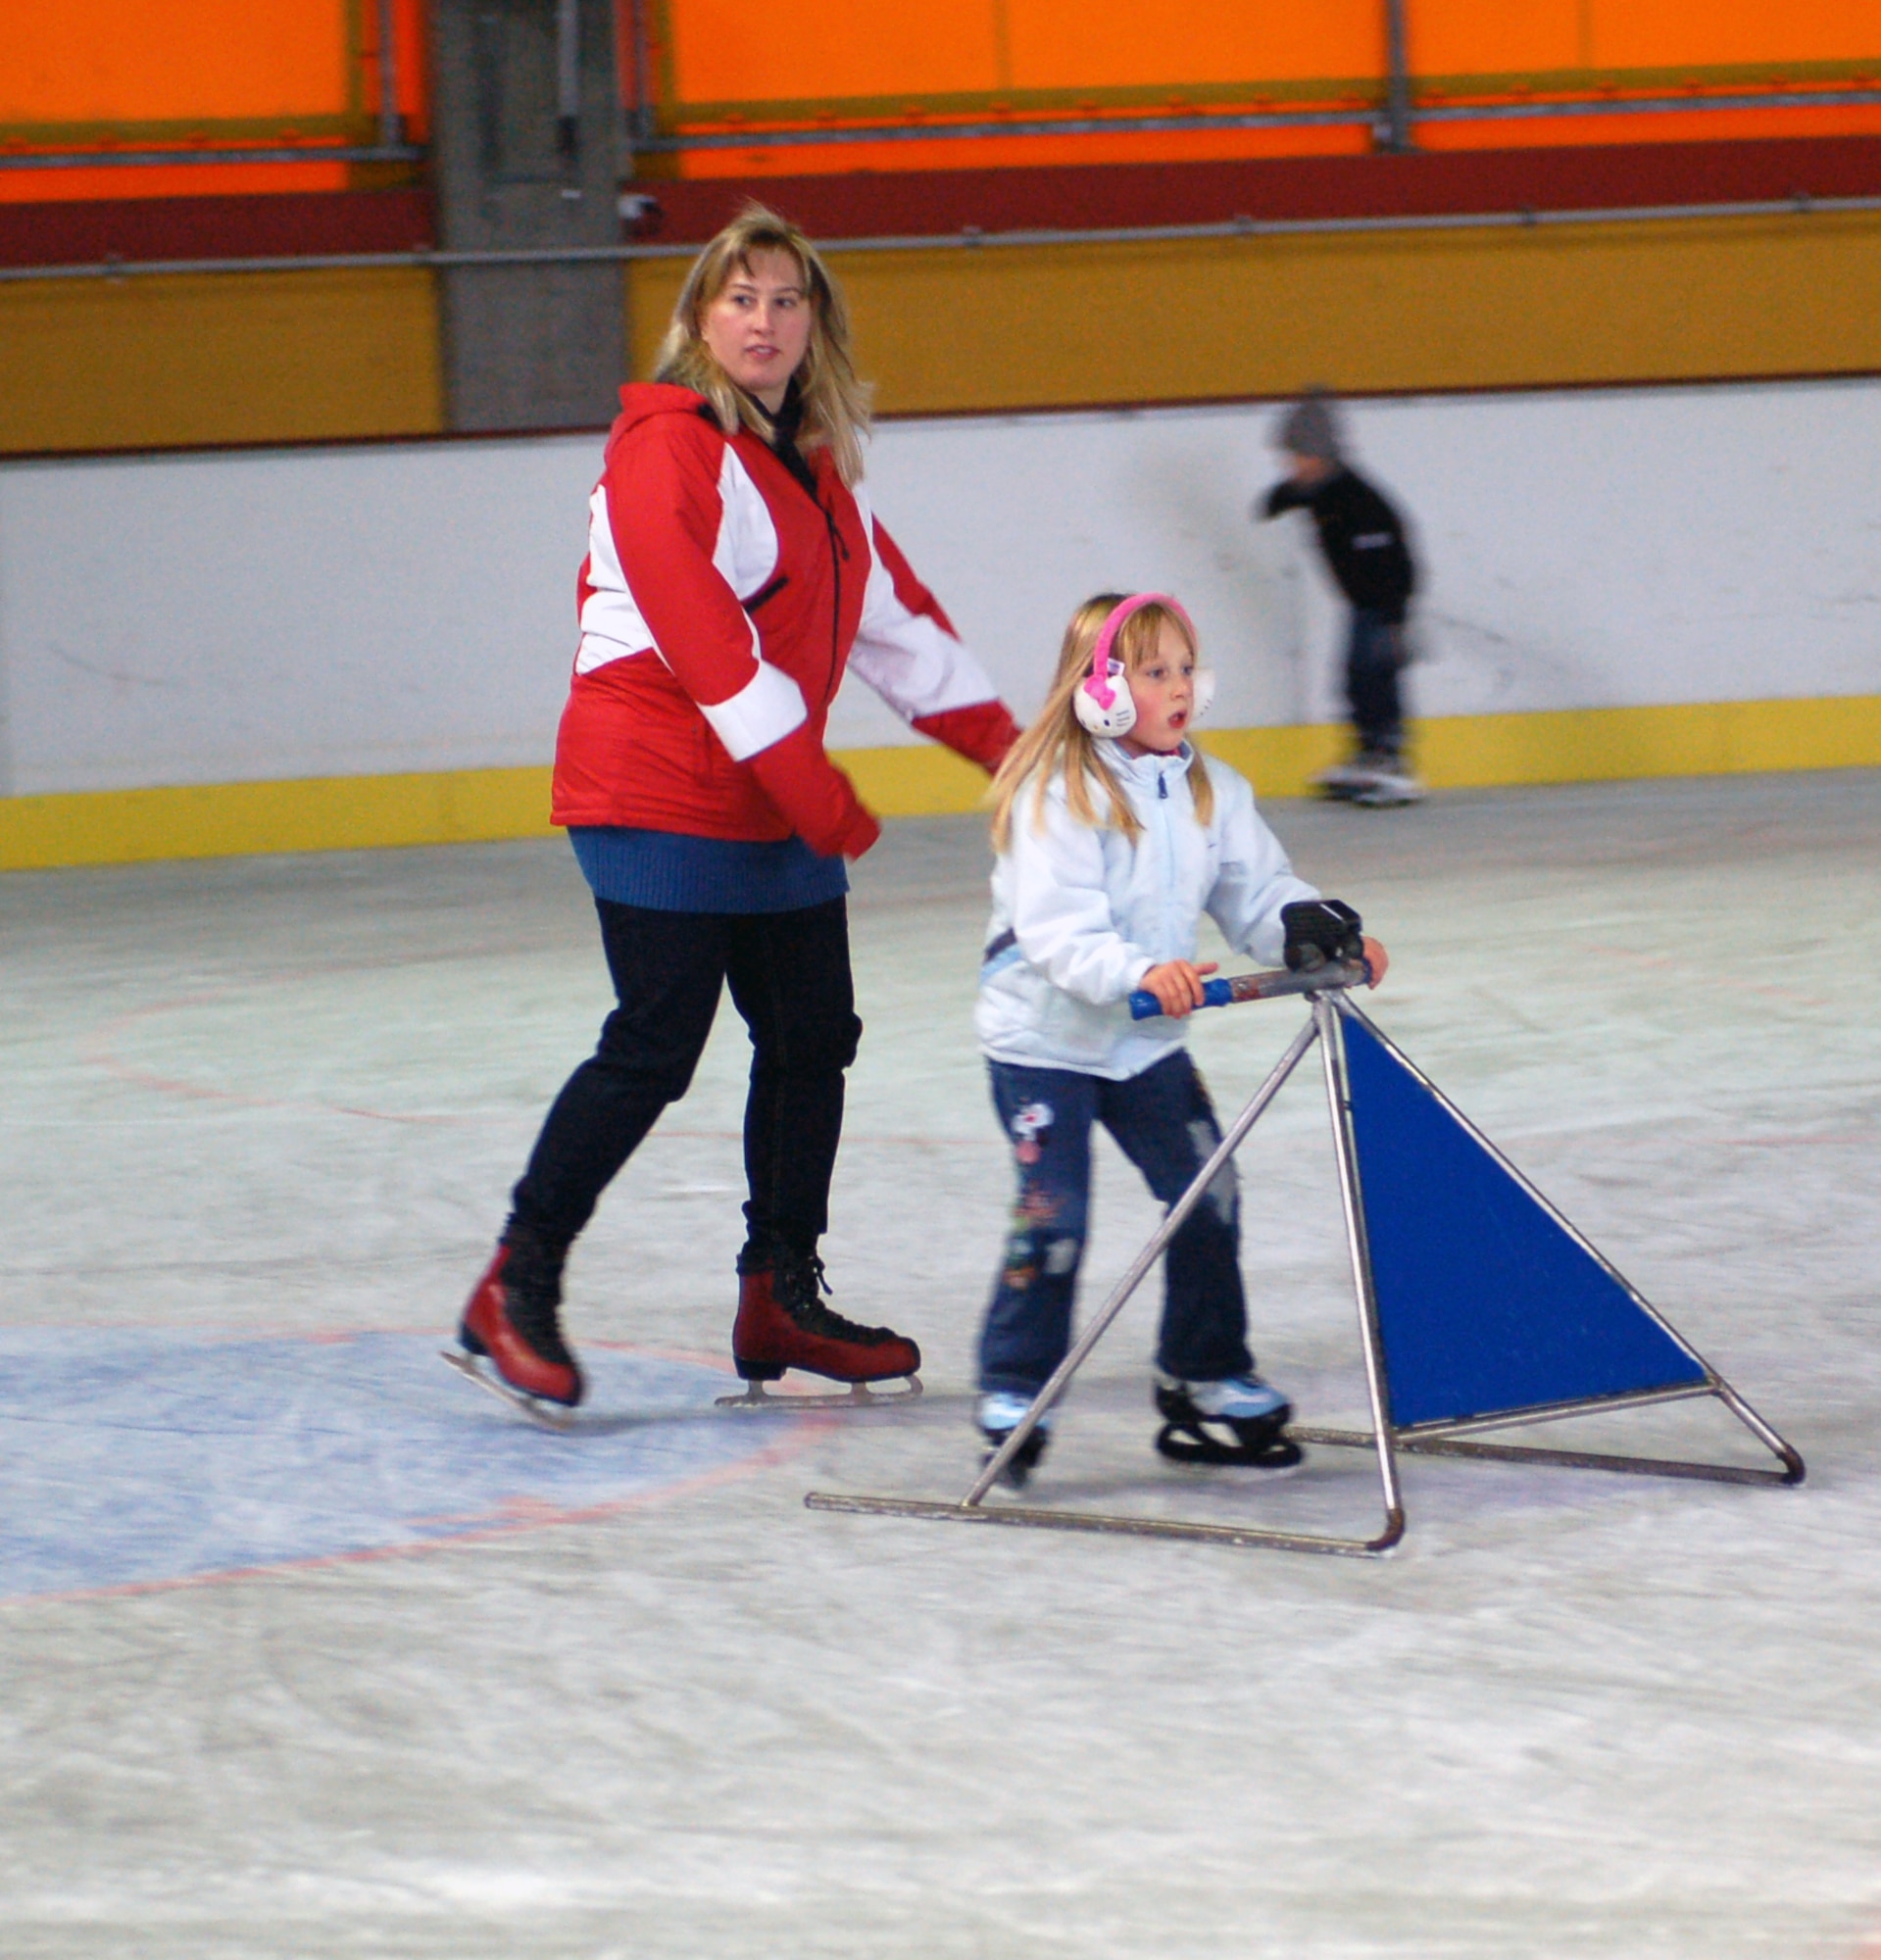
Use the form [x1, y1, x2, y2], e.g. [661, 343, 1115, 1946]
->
[716, 1375, 922, 1411]
[439, 1348, 578, 1432]
[1155, 1425, 1305, 1473]
[1351, 784, 1425, 808]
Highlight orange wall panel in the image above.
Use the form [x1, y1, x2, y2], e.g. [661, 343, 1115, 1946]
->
[667, 0, 1005, 105]
[1589, 1, 1881, 70]
[0, 1, 355, 127]
[1411, 0, 1881, 78]
[1002, 0, 1380, 90]
[1409, 1, 1587, 77]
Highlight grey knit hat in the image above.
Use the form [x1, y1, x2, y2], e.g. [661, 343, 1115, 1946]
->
[1276, 389, 1342, 461]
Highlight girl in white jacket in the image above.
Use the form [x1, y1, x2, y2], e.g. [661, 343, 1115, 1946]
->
[973, 591, 1387, 1482]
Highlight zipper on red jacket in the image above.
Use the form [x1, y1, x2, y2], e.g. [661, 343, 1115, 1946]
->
[760, 416, 849, 710]
[818, 495, 850, 709]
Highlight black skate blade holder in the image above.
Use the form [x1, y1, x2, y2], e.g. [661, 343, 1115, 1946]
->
[807, 961, 1803, 1557]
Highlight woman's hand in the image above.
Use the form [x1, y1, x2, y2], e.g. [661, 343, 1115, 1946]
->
[1139, 959, 1218, 1019]
[1361, 937, 1389, 987]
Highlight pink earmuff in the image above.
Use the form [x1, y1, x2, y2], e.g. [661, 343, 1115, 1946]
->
[1073, 593, 1213, 739]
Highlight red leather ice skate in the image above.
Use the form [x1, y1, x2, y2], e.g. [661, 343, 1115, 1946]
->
[721, 1250, 922, 1408]
[451, 1242, 584, 1412]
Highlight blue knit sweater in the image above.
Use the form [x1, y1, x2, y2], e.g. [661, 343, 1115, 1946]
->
[569, 827, 848, 913]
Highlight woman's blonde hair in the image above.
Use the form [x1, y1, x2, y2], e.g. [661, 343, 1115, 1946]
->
[989, 593, 1213, 852]
[654, 202, 870, 485]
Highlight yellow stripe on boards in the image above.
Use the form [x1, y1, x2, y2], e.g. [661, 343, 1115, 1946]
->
[838, 743, 995, 816]
[1201, 695, 1881, 799]
[2, 695, 1877, 871]
[0, 766, 557, 872]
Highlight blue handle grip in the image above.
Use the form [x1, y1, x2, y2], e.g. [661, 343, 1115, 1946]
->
[1129, 977, 1234, 1019]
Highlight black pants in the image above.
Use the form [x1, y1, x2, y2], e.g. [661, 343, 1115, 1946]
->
[508, 898, 862, 1260]
[1346, 608, 1408, 760]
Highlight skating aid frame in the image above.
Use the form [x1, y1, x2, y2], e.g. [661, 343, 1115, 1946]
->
[808, 986, 1408, 1555]
[806, 982, 1803, 1554]
[1294, 999, 1804, 1494]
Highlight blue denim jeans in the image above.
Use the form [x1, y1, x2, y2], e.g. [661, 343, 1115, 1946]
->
[978, 1050, 1255, 1396]
[1346, 607, 1407, 760]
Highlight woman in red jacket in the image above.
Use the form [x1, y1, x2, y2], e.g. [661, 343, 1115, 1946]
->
[455, 204, 1019, 1412]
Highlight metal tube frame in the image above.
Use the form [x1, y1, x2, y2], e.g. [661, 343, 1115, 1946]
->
[1294, 996, 1805, 1490]
[8, 192, 1881, 287]
[807, 984, 1411, 1556]
[629, 85, 1881, 154]
[625, 0, 659, 148]
[805, 985, 1804, 1554]
[5, 78, 1878, 176]
[1379, 0, 1413, 154]
[376, 0, 405, 150]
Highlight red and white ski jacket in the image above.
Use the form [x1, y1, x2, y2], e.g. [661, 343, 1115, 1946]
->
[552, 383, 1019, 858]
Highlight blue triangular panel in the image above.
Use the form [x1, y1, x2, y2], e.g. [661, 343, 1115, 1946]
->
[1340, 1011, 1707, 1429]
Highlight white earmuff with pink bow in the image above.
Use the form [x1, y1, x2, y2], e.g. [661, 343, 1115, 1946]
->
[1071, 592, 1217, 739]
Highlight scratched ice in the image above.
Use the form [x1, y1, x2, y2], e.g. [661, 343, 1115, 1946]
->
[2, 773, 1879, 1960]
[0, 1330, 790, 1598]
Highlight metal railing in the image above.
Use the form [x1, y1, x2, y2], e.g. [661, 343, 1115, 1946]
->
[6, 190, 1881, 284]
[630, 86, 1881, 157]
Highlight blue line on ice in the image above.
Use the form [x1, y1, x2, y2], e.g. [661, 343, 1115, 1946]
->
[0, 1329, 787, 1599]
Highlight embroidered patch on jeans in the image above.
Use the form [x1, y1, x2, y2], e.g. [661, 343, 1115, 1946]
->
[1189, 1117, 1239, 1223]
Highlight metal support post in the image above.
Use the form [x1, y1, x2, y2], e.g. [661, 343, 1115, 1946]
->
[1311, 993, 1406, 1539]
[625, 0, 659, 149]
[375, 0, 405, 149]
[1378, 0, 1414, 152]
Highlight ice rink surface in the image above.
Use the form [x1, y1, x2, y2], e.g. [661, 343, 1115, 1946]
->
[3, 770, 1879, 1958]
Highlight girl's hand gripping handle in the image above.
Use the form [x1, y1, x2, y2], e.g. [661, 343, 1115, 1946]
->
[1132, 958, 1218, 1020]
[1128, 945, 1386, 1019]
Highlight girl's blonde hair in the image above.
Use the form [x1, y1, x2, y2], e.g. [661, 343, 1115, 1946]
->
[654, 203, 870, 486]
[989, 593, 1213, 852]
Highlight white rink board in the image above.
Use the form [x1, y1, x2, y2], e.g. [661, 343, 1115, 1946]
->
[2, 376, 1879, 795]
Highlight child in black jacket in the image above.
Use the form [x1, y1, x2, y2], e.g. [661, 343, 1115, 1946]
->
[1260, 391, 1422, 806]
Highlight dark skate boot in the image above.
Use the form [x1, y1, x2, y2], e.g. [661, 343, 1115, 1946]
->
[1154, 1372, 1302, 1469]
[977, 1391, 1053, 1489]
[447, 1229, 584, 1418]
[720, 1245, 922, 1408]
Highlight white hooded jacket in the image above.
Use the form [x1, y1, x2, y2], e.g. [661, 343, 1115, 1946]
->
[975, 741, 1319, 1080]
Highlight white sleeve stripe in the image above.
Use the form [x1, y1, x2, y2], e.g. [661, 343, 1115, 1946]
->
[699, 660, 808, 761]
[848, 611, 1003, 719]
[849, 502, 1001, 719]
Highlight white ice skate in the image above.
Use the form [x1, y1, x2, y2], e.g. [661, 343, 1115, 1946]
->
[976, 1391, 1054, 1489]
[1312, 752, 1394, 800]
[1352, 767, 1425, 808]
